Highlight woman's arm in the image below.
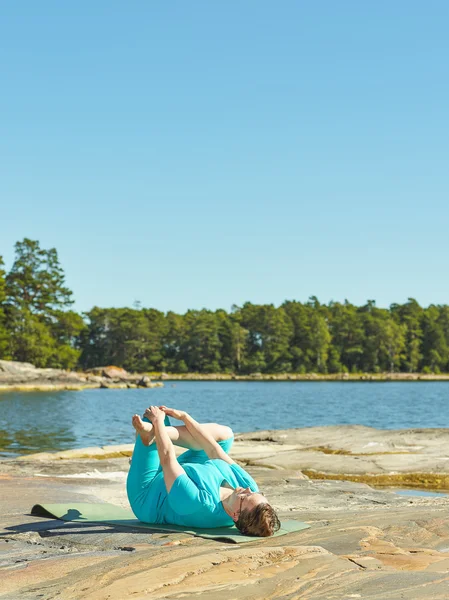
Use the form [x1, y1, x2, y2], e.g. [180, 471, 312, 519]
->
[160, 406, 235, 465]
[147, 406, 186, 492]
[183, 413, 235, 464]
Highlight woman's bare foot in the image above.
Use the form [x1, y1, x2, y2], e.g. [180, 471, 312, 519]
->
[132, 414, 154, 446]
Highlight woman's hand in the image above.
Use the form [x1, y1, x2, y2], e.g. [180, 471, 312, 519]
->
[144, 405, 165, 425]
[159, 405, 187, 421]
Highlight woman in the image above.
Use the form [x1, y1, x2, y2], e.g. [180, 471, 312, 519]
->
[127, 405, 280, 537]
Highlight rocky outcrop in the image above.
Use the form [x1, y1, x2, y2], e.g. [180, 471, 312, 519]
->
[3, 428, 449, 598]
[136, 375, 152, 388]
[0, 360, 163, 392]
[235, 425, 449, 488]
[87, 366, 130, 380]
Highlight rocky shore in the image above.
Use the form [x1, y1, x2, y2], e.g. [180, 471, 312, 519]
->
[0, 360, 163, 392]
[2, 426, 449, 599]
[1, 359, 448, 393]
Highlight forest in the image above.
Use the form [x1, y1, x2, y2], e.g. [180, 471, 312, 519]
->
[1, 238, 448, 375]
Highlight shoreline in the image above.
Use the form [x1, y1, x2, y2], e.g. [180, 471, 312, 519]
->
[2, 371, 449, 393]
[5, 425, 449, 491]
[2, 360, 449, 393]
[153, 372, 449, 382]
[0, 381, 164, 393]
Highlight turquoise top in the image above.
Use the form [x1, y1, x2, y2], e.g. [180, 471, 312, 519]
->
[144, 459, 259, 527]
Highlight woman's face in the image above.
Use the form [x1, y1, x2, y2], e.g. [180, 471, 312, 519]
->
[231, 486, 267, 520]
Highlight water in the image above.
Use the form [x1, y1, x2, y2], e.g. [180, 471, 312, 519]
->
[394, 489, 449, 498]
[1, 381, 449, 457]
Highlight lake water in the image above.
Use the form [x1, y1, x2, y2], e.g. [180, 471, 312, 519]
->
[1, 381, 449, 457]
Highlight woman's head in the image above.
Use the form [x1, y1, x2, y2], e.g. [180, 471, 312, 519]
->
[229, 487, 281, 537]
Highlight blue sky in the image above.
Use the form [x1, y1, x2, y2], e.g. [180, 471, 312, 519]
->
[1, 1, 448, 314]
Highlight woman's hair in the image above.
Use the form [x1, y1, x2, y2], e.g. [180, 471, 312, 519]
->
[236, 503, 281, 537]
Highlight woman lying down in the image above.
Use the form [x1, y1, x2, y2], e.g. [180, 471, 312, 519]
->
[127, 405, 281, 537]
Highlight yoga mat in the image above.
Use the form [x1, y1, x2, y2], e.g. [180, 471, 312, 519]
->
[31, 502, 310, 543]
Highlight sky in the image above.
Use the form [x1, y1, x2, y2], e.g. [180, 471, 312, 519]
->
[1, 1, 448, 314]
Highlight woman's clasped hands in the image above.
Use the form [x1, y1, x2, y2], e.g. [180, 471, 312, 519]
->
[144, 405, 187, 423]
[143, 405, 165, 424]
[159, 405, 187, 421]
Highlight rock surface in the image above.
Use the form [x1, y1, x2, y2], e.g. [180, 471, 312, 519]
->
[236, 425, 449, 488]
[2, 427, 449, 599]
[0, 360, 163, 392]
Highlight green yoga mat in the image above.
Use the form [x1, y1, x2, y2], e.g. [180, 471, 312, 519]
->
[31, 502, 310, 543]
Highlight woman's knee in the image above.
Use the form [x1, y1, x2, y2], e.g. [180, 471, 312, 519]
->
[216, 424, 233, 441]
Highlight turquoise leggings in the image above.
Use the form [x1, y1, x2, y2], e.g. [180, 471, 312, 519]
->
[126, 417, 234, 518]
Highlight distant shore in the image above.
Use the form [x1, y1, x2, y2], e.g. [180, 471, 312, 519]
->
[2, 358, 449, 393]
[152, 372, 449, 382]
[3, 372, 449, 393]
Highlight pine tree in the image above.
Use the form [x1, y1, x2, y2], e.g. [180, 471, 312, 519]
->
[6, 238, 73, 314]
[0, 256, 10, 358]
[6, 239, 77, 366]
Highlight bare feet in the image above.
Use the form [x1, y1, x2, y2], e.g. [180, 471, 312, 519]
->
[132, 414, 154, 446]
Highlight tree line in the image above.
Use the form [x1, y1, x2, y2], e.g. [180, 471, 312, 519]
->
[1, 238, 449, 374]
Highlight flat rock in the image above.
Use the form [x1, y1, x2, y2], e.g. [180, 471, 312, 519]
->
[234, 426, 449, 486]
[2, 427, 449, 599]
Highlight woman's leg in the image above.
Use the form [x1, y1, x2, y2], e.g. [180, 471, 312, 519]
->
[127, 416, 162, 514]
[128, 414, 235, 517]
[165, 423, 233, 450]
[135, 417, 233, 452]
[173, 423, 234, 465]
[127, 415, 232, 499]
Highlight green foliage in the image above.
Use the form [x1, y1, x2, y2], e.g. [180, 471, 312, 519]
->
[421, 305, 448, 372]
[239, 303, 293, 373]
[182, 310, 222, 373]
[4, 239, 80, 367]
[47, 310, 86, 368]
[77, 296, 449, 375]
[4, 239, 449, 375]
[7, 307, 56, 367]
[391, 299, 423, 372]
[6, 239, 73, 313]
[0, 256, 10, 358]
[79, 307, 168, 372]
[328, 300, 364, 372]
[215, 309, 247, 373]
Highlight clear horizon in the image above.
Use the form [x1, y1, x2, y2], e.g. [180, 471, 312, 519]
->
[2, 2, 448, 314]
